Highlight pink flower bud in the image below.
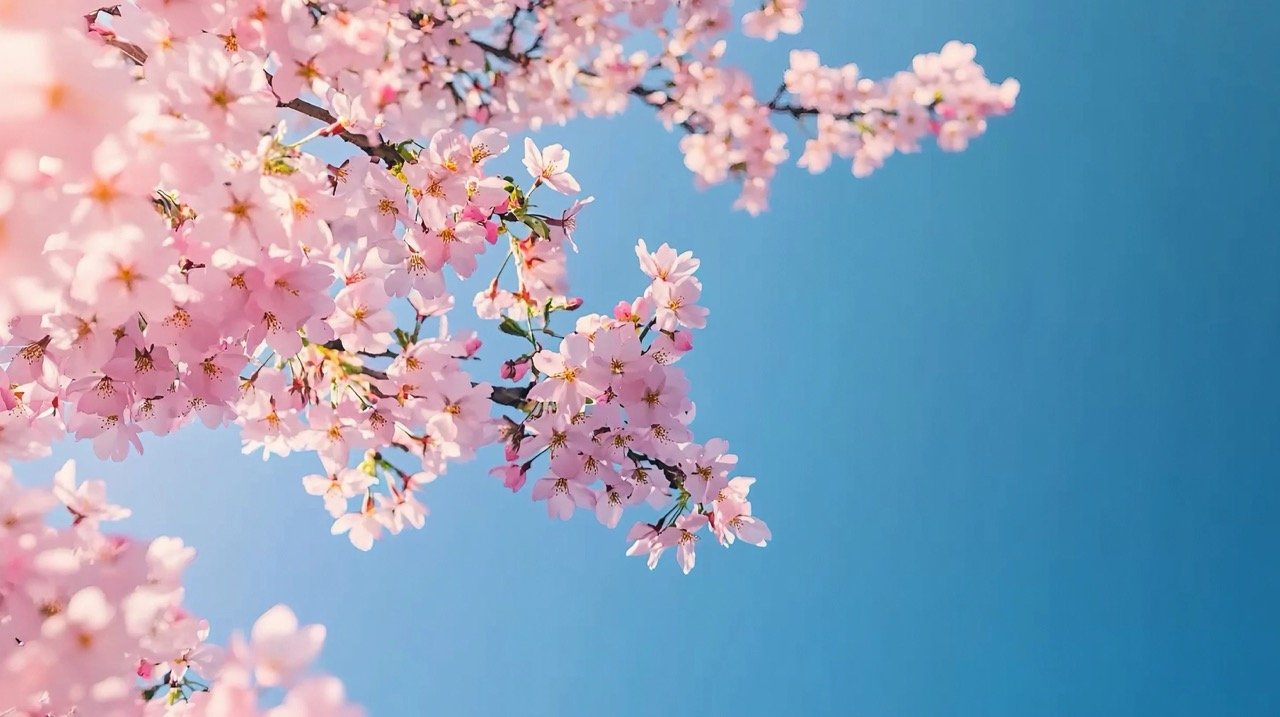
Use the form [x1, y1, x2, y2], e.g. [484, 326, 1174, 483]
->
[464, 337, 482, 357]
[509, 358, 530, 382]
[500, 357, 531, 382]
[489, 464, 527, 492]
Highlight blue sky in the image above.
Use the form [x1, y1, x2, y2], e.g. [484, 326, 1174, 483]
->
[20, 1, 1280, 715]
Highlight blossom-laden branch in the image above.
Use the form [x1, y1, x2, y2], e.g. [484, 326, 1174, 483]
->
[0, 2, 1015, 711]
[455, 3, 1017, 212]
[274, 92, 404, 167]
[113, 0, 1013, 213]
[0, 0, 1010, 594]
[0, 1, 772, 572]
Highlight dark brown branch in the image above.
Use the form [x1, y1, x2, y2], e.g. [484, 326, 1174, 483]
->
[273, 93, 405, 166]
[321, 338, 530, 409]
[627, 449, 685, 491]
[489, 385, 531, 409]
[469, 38, 528, 65]
[102, 36, 147, 65]
[97, 31, 404, 165]
[469, 38, 702, 132]
[766, 98, 884, 122]
[356, 366, 389, 381]
[468, 37, 881, 134]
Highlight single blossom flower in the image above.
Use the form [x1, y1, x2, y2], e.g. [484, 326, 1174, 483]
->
[51, 459, 130, 525]
[523, 138, 581, 194]
[248, 604, 327, 687]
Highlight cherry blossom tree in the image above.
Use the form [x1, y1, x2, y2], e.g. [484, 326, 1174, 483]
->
[0, 1, 1017, 712]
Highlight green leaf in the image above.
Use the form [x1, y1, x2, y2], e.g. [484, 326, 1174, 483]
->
[395, 141, 420, 162]
[523, 216, 549, 240]
[499, 317, 532, 339]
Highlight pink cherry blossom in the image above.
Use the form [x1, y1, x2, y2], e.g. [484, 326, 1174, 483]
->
[635, 239, 701, 283]
[330, 281, 396, 354]
[650, 276, 709, 331]
[523, 138, 581, 195]
[528, 334, 603, 414]
[330, 494, 388, 551]
[532, 474, 597, 521]
[52, 459, 131, 525]
[661, 513, 709, 574]
[743, 0, 806, 41]
[248, 604, 326, 687]
[303, 467, 376, 518]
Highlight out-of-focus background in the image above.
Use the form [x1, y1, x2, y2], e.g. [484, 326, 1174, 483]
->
[22, 1, 1280, 714]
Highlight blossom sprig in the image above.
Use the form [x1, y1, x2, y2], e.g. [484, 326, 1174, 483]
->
[112, 1, 1012, 206]
[0, 461, 361, 716]
[485, 237, 771, 574]
[462, 5, 1018, 213]
[0, 0, 769, 567]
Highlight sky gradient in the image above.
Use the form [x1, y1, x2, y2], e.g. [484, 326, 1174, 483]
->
[19, 1, 1280, 715]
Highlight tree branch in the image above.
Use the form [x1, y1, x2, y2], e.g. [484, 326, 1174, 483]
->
[467, 37, 882, 133]
[273, 94, 405, 166]
[96, 30, 405, 166]
[321, 339, 531, 409]
[489, 385, 531, 409]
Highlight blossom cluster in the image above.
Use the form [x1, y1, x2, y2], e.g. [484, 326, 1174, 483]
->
[95, 1, 1005, 207]
[0, 0, 766, 565]
[782, 43, 1022, 179]
[0, 460, 359, 716]
[484, 239, 771, 574]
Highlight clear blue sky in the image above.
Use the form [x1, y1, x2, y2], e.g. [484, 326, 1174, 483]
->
[21, 1, 1280, 715]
